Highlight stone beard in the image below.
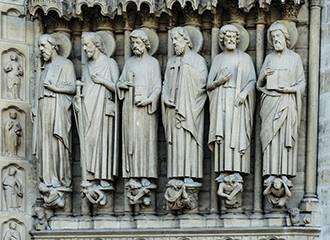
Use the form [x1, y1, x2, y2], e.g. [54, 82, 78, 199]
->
[118, 30, 161, 179]
[207, 25, 256, 175]
[162, 28, 208, 180]
[80, 32, 119, 184]
[257, 24, 305, 177]
[33, 34, 76, 189]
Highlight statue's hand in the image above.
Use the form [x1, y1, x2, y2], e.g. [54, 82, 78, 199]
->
[117, 83, 129, 90]
[164, 99, 176, 108]
[276, 86, 297, 93]
[135, 98, 152, 107]
[264, 68, 274, 76]
[214, 71, 231, 87]
[43, 82, 58, 92]
[91, 74, 104, 85]
[234, 91, 248, 107]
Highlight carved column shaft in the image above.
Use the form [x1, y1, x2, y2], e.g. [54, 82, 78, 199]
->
[303, 0, 323, 205]
[254, 9, 266, 214]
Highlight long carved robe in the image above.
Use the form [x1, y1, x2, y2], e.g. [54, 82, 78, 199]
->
[80, 54, 119, 181]
[33, 56, 75, 188]
[118, 54, 161, 178]
[258, 49, 305, 177]
[3, 229, 21, 240]
[2, 175, 22, 209]
[4, 118, 22, 156]
[208, 50, 256, 174]
[162, 50, 208, 179]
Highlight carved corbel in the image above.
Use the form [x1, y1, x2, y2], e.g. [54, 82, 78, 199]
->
[183, 5, 201, 27]
[76, 0, 117, 18]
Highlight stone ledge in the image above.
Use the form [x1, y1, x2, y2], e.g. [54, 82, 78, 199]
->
[30, 227, 320, 239]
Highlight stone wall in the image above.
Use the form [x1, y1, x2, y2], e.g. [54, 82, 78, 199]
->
[318, 0, 330, 238]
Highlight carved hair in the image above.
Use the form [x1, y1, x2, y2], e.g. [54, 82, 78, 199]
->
[82, 32, 106, 54]
[219, 24, 241, 46]
[170, 27, 192, 49]
[129, 30, 151, 50]
[268, 23, 291, 48]
[39, 34, 59, 52]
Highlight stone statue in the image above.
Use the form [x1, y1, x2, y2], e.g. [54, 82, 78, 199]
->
[32, 33, 76, 211]
[77, 32, 119, 190]
[80, 181, 107, 206]
[257, 22, 305, 206]
[125, 178, 156, 208]
[207, 24, 256, 209]
[38, 182, 65, 208]
[4, 111, 22, 157]
[117, 29, 161, 210]
[3, 222, 21, 240]
[33, 207, 50, 231]
[263, 176, 292, 208]
[2, 166, 23, 211]
[162, 26, 207, 211]
[216, 173, 243, 209]
[3, 53, 23, 100]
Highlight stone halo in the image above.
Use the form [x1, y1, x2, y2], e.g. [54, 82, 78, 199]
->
[219, 23, 250, 52]
[96, 31, 116, 57]
[50, 32, 72, 58]
[140, 27, 159, 56]
[184, 25, 203, 53]
[267, 20, 298, 49]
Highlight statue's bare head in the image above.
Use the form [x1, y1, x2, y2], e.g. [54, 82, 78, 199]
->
[272, 177, 283, 190]
[170, 27, 192, 56]
[9, 53, 18, 61]
[39, 34, 59, 62]
[130, 30, 150, 57]
[219, 24, 240, 51]
[82, 32, 106, 60]
[268, 23, 290, 52]
[8, 166, 17, 176]
[9, 221, 17, 230]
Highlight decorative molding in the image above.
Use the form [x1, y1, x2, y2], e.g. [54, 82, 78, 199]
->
[29, 0, 73, 20]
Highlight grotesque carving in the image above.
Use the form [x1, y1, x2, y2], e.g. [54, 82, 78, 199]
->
[33, 207, 50, 231]
[80, 180, 110, 206]
[263, 176, 292, 208]
[118, 28, 161, 211]
[2, 221, 21, 240]
[4, 111, 22, 157]
[216, 173, 243, 209]
[207, 24, 255, 210]
[257, 21, 305, 207]
[164, 179, 202, 211]
[3, 52, 23, 100]
[32, 33, 76, 212]
[162, 26, 207, 212]
[2, 166, 23, 211]
[75, 32, 119, 209]
[125, 178, 157, 208]
[38, 183, 65, 209]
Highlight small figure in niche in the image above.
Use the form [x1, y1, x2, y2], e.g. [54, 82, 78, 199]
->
[2, 166, 23, 211]
[3, 222, 21, 240]
[4, 111, 22, 157]
[3, 53, 23, 100]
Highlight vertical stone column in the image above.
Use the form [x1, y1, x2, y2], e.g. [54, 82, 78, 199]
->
[253, 9, 266, 217]
[301, 0, 323, 208]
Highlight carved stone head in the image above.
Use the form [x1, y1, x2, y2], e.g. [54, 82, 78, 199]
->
[8, 166, 17, 176]
[10, 53, 18, 62]
[82, 32, 105, 60]
[39, 34, 59, 62]
[170, 27, 192, 56]
[9, 221, 17, 230]
[268, 23, 290, 52]
[130, 30, 150, 57]
[219, 24, 240, 51]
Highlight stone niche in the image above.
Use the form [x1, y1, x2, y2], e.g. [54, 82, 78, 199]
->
[24, 0, 320, 239]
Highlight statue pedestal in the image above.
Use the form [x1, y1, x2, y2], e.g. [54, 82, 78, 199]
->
[264, 212, 287, 227]
[118, 213, 136, 229]
[178, 213, 204, 228]
[135, 214, 161, 229]
[221, 212, 249, 227]
[94, 215, 119, 229]
[49, 216, 77, 230]
[161, 212, 179, 228]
